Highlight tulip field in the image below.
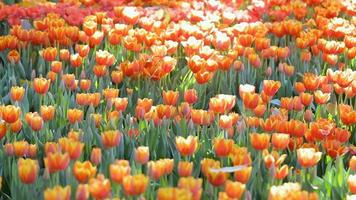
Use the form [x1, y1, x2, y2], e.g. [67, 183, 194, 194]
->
[0, 0, 356, 199]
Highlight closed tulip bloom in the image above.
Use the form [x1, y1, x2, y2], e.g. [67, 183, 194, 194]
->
[13, 140, 29, 157]
[271, 133, 290, 150]
[101, 130, 122, 149]
[213, 138, 234, 157]
[10, 119, 22, 133]
[225, 180, 245, 199]
[90, 147, 102, 165]
[349, 156, 356, 171]
[40, 47, 57, 62]
[234, 166, 252, 184]
[348, 175, 356, 194]
[178, 161, 193, 177]
[40, 105, 55, 121]
[7, 50, 20, 64]
[44, 185, 71, 200]
[44, 152, 70, 173]
[89, 174, 111, 199]
[122, 174, 149, 196]
[2, 105, 21, 123]
[184, 89, 198, 104]
[178, 177, 202, 200]
[163, 90, 179, 106]
[33, 78, 50, 95]
[67, 109, 83, 124]
[110, 161, 131, 184]
[207, 169, 228, 187]
[0, 121, 6, 140]
[157, 187, 192, 200]
[175, 136, 198, 156]
[73, 161, 97, 183]
[10, 86, 25, 102]
[134, 146, 149, 164]
[250, 133, 270, 150]
[76, 184, 89, 200]
[297, 148, 322, 168]
[26, 112, 43, 132]
[18, 158, 38, 184]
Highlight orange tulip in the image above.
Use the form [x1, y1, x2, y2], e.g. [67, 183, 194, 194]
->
[201, 158, 221, 176]
[44, 152, 70, 173]
[250, 133, 270, 150]
[175, 136, 198, 156]
[2, 105, 21, 123]
[33, 78, 50, 95]
[73, 161, 97, 183]
[213, 138, 234, 157]
[234, 166, 252, 184]
[13, 140, 29, 157]
[40, 47, 57, 62]
[225, 180, 245, 199]
[157, 187, 192, 200]
[67, 109, 83, 124]
[111, 70, 124, 84]
[40, 105, 55, 121]
[241, 92, 260, 110]
[101, 130, 122, 149]
[134, 146, 149, 165]
[184, 89, 198, 104]
[90, 147, 102, 165]
[110, 160, 131, 184]
[89, 174, 111, 199]
[10, 86, 25, 102]
[178, 177, 202, 200]
[271, 133, 290, 150]
[349, 156, 356, 171]
[76, 184, 89, 200]
[275, 165, 289, 180]
[163, 90, 179, 106]
[18, 158, 38, 184]
[122, 174, 149, 196]
[348, 175, 356, 194]
[44, 185, 71, 200]
[207, 169, 228, 187]
[7, 50, 20, 64]
[50, 61, 62, 73]
[113, 97, 128, 112]
[263, 80, 281, 97]
[303, 73, 320, 91]
[178, 161, 193, 177]
[297, 148, 322, 168]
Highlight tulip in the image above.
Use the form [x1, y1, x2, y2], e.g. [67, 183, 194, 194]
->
[110, 160, 131, 184]
[76, 184, 89, 200]
[10, 86, 25, 102]
[250, 133, 270, 151]
[213, 138, 234, 157]
[40, 106, 55, 121]
[225, 180, 245, 199]
[44, 185, 71, 200]
[178, 161, 193, 177]
[67, 109, 83, 124]
[18, 158, 38, 184]
[73, 161, 97, 183]
[89, 174, 111, 199]
[271, 133, 290, 150]
[297, 148, 322, 168]
[90, 147, 102, 165]
[178, 177, 202, 200]
[101, 130, 122, 149]
[13, 141, 29, 157]
[134, 146, 149, 165]
[2, 105, 21, 123]
[175, 136, 198, 156]
[44, 152, 70, 173]
[122, 174, 148, 196]
[348, 175, 356, 194]
[157, 187, 192, 200]
[33, 78, 50, 95]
